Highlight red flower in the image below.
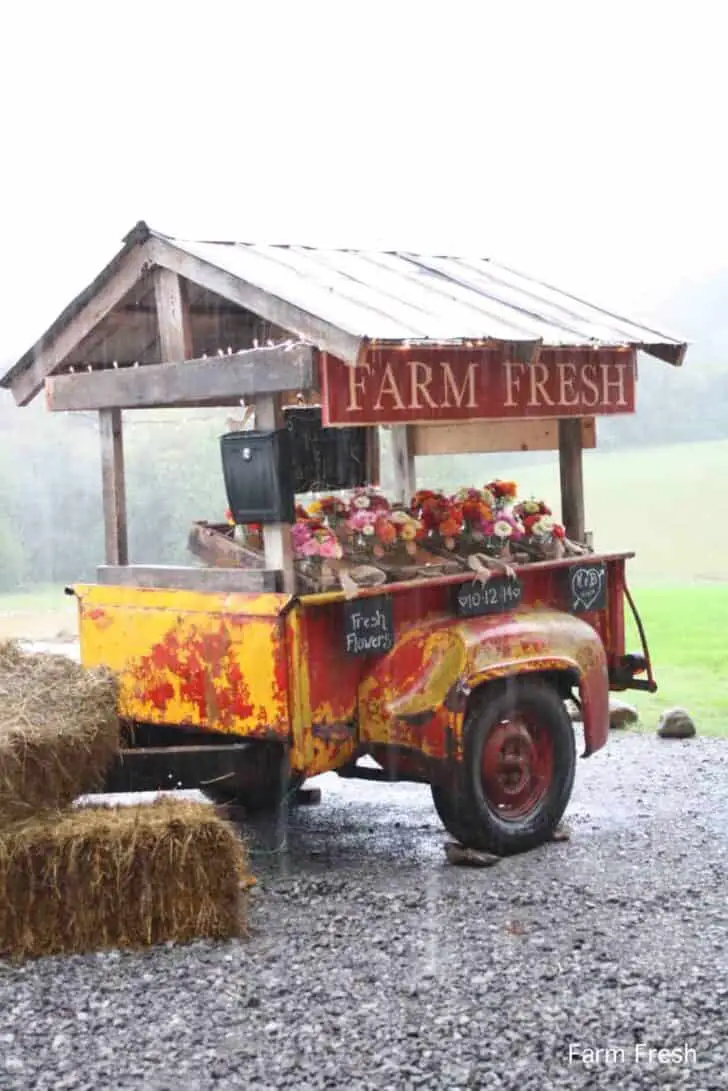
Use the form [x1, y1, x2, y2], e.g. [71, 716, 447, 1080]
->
[486, 479, 518, 500]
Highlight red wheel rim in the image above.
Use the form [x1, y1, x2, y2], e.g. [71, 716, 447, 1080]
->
[480, 714, 554, 820]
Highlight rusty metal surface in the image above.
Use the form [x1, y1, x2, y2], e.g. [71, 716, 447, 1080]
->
[73, 584, 292, 737]
[72, 553, 623, 775]
[165, 233, 687, 362]
[295, 557, 622, 774]
[357, 607, 609, 762]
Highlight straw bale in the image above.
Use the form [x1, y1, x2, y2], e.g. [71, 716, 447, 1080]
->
[0, 640, 120, 821]
[0, 798, 250, 959]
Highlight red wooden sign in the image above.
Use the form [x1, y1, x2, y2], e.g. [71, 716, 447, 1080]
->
[320, 345, 636, 427]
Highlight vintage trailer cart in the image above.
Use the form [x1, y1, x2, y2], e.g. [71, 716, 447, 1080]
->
[70, 548, 650, 854]
[0, 224, 688, 854]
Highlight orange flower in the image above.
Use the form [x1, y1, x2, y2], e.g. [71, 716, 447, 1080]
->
[375, 518, 397, 545]
[439, 516, 461, 538]
[487, 479, 518, 500]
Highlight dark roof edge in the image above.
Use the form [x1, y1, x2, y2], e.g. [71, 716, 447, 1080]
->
[121, 219, 153, 247]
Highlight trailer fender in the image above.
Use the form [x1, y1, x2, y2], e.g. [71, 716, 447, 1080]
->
[357, 606, 609, 760]
[462, 609, 609, 756]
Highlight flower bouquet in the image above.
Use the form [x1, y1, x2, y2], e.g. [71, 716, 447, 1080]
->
[410, 490, 464, 551]
[511, 499, 566, 559]
[370, 509, 425, 560]
[453, 487, 495, 549]
[291, 519, 343, 561]
[337, 487, 391, 560]
[290, 513, 345, 591]
[485, 479, 518, 504]
[304, 494, 349, 531]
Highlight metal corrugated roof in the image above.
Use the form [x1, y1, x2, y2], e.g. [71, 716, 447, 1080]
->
[160, 231, 687, 362]
[0, 222, 689, 404]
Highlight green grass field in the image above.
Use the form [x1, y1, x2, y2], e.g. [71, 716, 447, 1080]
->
[625, 585, 728, 737]
[0, 584, 76, 641]
[0, 439, 726, 733]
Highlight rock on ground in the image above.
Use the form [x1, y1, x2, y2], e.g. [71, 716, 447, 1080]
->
[658, 707, 697, 739]
[609, 698, 639, 729]
[0, 733, 726, 1090]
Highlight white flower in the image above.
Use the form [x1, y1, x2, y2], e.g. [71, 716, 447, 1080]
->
[493, 519, 513, 538]
[532, 515, 555, 537]
[362, 523, 375, 536]
[353, 494, 371, 509]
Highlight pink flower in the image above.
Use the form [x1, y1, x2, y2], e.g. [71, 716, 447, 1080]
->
[318, 535, 343, 559]
[492, 507, 525, 540]
[291, 523, 311, 551]
[347, 509, 379, 533]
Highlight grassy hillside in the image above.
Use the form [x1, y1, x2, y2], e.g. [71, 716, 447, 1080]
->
[420, 436, 728, 586]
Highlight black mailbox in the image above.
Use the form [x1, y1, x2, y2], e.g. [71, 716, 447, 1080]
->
[220, 429, 296, 525]
[284, 406, 367, 492]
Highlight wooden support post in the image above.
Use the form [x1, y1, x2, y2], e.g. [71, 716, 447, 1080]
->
[390, 425, 416, 505]
[558, 419, 585, 542]
[154, 268, 193, 362]
[255, 394, 296, 594]
[99, 408, 128, 566]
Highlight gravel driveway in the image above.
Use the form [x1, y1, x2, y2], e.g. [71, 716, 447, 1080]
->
[1, 731, 726, 1090]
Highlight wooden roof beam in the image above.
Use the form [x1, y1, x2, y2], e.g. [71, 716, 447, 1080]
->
[146, 236, 363, 365]
[44, 342, 315, 412]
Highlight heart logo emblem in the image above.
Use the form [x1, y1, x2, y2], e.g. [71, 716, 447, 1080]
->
[571, 565, 605, 612]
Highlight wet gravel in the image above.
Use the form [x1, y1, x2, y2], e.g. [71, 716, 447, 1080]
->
[1, 730, 727, 1090]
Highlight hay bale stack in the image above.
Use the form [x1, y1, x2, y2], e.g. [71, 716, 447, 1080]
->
[0, 640, 120, 821]
[0, 799, 250, 959]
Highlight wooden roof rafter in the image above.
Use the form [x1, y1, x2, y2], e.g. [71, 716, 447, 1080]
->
[45, 340, 316, 413]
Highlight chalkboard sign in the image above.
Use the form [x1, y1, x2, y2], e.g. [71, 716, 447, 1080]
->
[566, 562, 608, 613]
[453, 575, 523, 618]
[343, 595, 395, 656]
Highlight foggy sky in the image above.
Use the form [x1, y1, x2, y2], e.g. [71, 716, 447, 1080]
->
[1, 1, 722, 362]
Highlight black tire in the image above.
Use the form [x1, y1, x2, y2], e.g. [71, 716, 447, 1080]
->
[432, 678, 576, 855]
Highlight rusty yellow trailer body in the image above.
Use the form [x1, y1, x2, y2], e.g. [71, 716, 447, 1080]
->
[73, 584, 294, 741]
[71, 554, 642, 784]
